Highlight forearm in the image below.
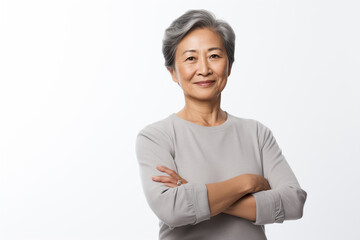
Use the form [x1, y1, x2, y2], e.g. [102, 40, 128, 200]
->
[253, 122, 307, 224]
[223, 194, 256, 221]
[205, 175, 251, 217]
[223, 185, 307, 225]
[151, 164, 270, 222]
[253, 185, 306, 225]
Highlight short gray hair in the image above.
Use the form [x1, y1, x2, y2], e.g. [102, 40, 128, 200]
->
[162, 9, 235, 70]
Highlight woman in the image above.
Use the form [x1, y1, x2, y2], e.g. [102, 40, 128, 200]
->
[135, 9, 307, 240]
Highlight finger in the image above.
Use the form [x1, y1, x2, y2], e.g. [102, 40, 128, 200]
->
[155, 166, 189, 185]
[156, 165, 180, 179]
[164, 182, 178, 188]
[180, 178, 188, 184]
[152, 175, 177, 184]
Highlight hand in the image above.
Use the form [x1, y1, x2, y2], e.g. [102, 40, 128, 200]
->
[242, 174, 271, 193]
[152, 165, 188, 188]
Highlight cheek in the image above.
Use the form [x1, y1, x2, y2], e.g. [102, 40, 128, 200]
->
[215, 62, 229, 77]
[177, 65, 195, 80]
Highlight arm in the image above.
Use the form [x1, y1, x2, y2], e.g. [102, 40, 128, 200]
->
[223, 195, 257, 221]
[153, 165, 270, 218]
[152, 122, 307, 224]
[221, 123, 307, 224]
[250, 122, 307, 225]
[136, 128, 210, 229]
[205, 174, 269, 217]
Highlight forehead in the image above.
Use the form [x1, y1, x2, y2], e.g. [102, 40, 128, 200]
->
[176, 28, 224, 52]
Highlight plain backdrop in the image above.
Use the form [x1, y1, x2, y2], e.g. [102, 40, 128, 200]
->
[1, 0, 360, 239]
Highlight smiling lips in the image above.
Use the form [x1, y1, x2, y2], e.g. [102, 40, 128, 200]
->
[194, 80, 216, 86]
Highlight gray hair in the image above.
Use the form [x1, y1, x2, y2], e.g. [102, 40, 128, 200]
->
[162, 9, 235, 70]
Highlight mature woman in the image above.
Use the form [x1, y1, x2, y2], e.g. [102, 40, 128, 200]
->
[135, 9, 307, 240]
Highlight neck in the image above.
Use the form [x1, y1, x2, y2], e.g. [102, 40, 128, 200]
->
[177, 94, 227, 127]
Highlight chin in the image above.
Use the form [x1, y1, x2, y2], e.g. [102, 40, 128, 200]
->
[191, 94, 220, 101]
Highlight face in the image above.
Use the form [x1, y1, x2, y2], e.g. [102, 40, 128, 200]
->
[169, 28, 232, 102]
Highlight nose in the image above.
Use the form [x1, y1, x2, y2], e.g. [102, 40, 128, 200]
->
[197, 57, 212, 76]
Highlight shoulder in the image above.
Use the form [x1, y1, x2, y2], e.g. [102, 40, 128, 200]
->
[136, 114, 174, 151]
[229, 114, 270, 132]
[230, 114, 258, 128]
[228, 113, 273, 142]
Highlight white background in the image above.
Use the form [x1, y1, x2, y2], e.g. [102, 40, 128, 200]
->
[1, 0, 359, 239]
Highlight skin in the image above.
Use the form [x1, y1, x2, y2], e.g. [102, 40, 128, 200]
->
[152, 28, 270, 221]
[169, 27, 230, 126]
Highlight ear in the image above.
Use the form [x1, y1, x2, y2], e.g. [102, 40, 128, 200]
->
[167, 67, 179, 84]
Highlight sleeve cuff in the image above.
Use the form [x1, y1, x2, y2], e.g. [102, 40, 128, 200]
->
[183, 183, 211, 224]
[252, 190, 285, 225]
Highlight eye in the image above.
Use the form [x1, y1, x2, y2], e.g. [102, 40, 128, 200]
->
[210, 54, 220, 59]
[186, 56, 195, 61]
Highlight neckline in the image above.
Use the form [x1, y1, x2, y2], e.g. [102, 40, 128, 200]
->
[171, 111, 232, 132]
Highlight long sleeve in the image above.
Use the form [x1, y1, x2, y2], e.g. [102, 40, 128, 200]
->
[252, 122, 307, 225]
[135, 125, 211, 229]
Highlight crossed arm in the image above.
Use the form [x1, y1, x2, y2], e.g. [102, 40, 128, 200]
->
[152, 165, 270, 221]
[137, 123, 307, 228]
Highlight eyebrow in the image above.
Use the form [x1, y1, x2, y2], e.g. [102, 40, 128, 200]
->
[182, 47, 224, 55]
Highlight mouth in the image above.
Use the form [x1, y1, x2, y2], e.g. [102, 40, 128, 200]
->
[194, 80, 216, 87]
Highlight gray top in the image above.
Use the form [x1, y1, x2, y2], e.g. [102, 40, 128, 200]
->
[135, 112, 307, 240]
